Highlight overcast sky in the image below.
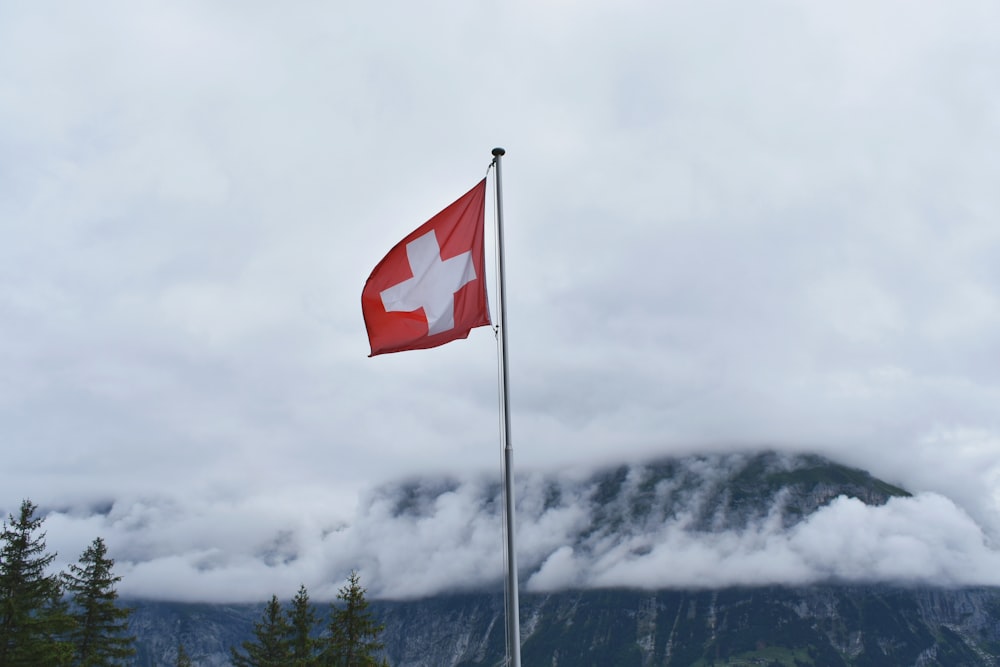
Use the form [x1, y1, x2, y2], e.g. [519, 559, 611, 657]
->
[2, 0, 999, 602]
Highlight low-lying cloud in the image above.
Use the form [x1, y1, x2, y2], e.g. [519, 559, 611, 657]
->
[31, 453, 1000, 603]
[528, 494, 996, 592]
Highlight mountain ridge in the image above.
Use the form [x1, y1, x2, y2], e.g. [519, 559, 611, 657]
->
[121, 451, 1000, 666]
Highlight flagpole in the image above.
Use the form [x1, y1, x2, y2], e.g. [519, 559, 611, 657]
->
[491, 147, 521, 667]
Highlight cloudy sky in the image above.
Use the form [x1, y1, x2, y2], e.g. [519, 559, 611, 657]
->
[2, 0, 999, 602]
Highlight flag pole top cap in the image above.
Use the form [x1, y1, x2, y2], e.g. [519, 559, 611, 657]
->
[492, 147, 506, 157]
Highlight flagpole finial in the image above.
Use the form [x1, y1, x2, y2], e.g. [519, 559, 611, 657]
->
[492, 147, 506, 157]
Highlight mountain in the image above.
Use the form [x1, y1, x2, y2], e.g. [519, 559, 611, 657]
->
[126, 586, 1000, 666]
[121, 452, 1000, 666]
[379, 587, 1000, 666]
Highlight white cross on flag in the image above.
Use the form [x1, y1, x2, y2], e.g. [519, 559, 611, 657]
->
[362, 179, 491, 356]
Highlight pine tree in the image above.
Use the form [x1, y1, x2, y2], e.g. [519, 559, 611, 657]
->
[320, 571, 387, 667]
[175, 642, 192, 667]
[0, 499, 74, 666]
[230, 595, 292, 667]
[287, 584, 319, 666]
[63, 537, 136, 666]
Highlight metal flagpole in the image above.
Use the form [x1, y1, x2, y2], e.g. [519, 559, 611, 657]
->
[491, 147, 521, 667]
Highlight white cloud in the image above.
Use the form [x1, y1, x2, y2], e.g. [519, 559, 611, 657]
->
[528, 491, 1000, 593]
[33, 461, 1000, 603]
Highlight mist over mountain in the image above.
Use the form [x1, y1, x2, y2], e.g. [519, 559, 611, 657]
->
[121, 451, 1000, 666]
[28, 450, 997, 604]
[347, 450, 999, 599]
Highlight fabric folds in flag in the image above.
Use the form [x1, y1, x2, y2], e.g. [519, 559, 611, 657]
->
[362, 179, 491, 356]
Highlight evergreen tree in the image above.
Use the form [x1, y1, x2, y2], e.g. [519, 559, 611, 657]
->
[62, 537, 135, 666]
[287, 584, 319, 666]
[320, 571, 387, 667]
[0, 499, 74, 666]
[230, 595, 292, 667]
[175, 642, 192, 667]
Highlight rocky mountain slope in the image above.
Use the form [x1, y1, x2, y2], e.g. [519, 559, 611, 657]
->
[128, 586, 1000, 666]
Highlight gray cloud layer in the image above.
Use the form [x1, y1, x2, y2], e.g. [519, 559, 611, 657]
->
[2, 1, 999, 601]
[37, 454, 1000, 602]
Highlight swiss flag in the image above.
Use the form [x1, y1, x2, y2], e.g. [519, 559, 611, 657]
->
[362, 179, 491, 356]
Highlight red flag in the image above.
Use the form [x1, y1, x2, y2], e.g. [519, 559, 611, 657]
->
[362, 179, 491, 356]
